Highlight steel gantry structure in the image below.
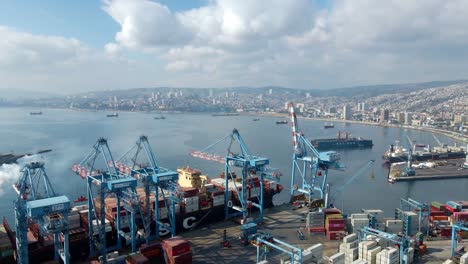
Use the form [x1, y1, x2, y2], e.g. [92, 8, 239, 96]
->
[451, 221, 468, 257]
[288, 102, 341, 204]
[360, 227, 412, 264]
[13, 162, 71, 264]
[253, 233, 303, 264]
[396, 198, 430, 237]
[191, 128, 280, 223]
[117, 135, 180, 239]
[72, 138, 148, 263]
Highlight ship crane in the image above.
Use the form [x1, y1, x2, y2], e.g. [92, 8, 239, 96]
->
[72, 138, 149, 263]
[118, 135, 181, 239]
[396, 198, 431, 237]
[190, 128, 281, 223]
[431, 133, 446, 148]
[288, 102, 342, 206]
[13, 162, 71, 264]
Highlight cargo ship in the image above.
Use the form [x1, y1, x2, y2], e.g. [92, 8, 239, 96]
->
[311, 132, 373, 150]
[154, 116, 166, 120]
[383, 142, 466, 163]
[29, 111, 42, 115]
[276, 120, 288, 125]
[324, 123, 334, 129]
[2, 167, 283, 263]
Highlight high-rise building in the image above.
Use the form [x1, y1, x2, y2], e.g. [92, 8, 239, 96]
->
[398, 112, 405, 124]
[268, 88, 273, 95]
[404, 112, 412, 125]
[328, 107, 336, 114]
[343, 105, 352, 120]
[357, 102, 367, 112]
[380, 109, 389, 122]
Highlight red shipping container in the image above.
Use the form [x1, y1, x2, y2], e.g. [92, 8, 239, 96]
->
[163, 237, 191, 257]
[172, 251, 193, 264]
[327, 231, 344, 240]
[445, 205, 460, 213]
[327, 218, 345, 224]
[322, 208, 342, 215]
[440, 228, 451, 237]
[430, 210, 446, 217]
[126, 253, 149, 264]
[453, 212, 468, 221]
[308, 227, 326, 233]
[327, 226, 345, 232]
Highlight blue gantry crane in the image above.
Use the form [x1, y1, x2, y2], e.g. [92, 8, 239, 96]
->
[325, 160, 375, 208]
[288, 102, 341, 204]
[13, 162, 71, 264]
[360, 227, 413, 264]
[253, 232, 303, 264]
[451, 220, 468, 257]
[396, 198, 431, 237]
[117, 135, 181, 239]
[72, 138, 148, 263]
[190, 128, 280, 223]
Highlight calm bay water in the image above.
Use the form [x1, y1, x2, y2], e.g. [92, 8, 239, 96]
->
[1, 107, 467, 224]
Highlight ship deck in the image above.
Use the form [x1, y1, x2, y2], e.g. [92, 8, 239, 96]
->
[391, 159, 468, 181]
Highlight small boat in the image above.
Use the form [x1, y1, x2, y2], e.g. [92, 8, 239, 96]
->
[387, 178, 395, 184]
[154, 116, 166, 120]
[324, 123, 334, 129]
[30, 111, 43, 115]
[107, 113, 118, 117]
[253, 118, 260, 121]
[74, 195, 88, 203]
[276, 120, 288, 125]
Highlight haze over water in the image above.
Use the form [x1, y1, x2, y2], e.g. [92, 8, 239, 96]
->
[1, 108, 467, 224]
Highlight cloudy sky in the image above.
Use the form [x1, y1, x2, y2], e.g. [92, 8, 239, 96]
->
[1, 0, 468, 94]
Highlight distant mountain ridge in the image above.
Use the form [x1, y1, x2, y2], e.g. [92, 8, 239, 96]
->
[78, 79, 467, 99]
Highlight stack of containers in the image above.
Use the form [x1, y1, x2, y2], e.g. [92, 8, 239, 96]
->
[375, 247, 398, 264]
[339, 234, 359, 264]
[306, 211, 325, 233]
[162, 236, 192, 264]
[385, 220, 403, 234]
[350, 260, 368, 264]
[211, 190, 225, 207]
[363, 210, 384, 231]
[183, 194, 199, 213]
[126, 253, 150, 264]
[460, 251, 468, 264]
[304, 244, 324, 261]
[69, 206, 81, 229]
[91, 218, 112, 235]
[402, 212, 418, 236]
[248, 177, 261, 199]
[431, 201, 445, 212]
[326, 213, 346, 240]
[326, 252, 345, 264]
[358, 241, 377, 262]
[366, 246, 381, 264]
[445, 201, 461, 213]
[351, 214, 369, 233]
[402, 247, 414, 264]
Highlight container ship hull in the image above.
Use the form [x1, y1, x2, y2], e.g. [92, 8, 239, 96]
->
[2, 167, 282, 263]
[311, 138, 373, 150]
[383, 151, 466, 163]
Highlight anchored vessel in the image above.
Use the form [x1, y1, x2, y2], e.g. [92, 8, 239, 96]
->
[383, 142, 466, 163]
[311, 132, 373, 150]
[106, 113, 119, 117]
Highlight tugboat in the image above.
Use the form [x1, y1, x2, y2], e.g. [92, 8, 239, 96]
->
[73, 196, 87, 203]
[276, 120, 288, 125]
[106, 113, 118, 117]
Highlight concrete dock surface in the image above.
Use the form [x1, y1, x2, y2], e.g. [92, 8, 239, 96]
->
[180, 204, 462, 264]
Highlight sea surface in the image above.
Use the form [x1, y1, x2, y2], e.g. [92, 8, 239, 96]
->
[0, 107, 467, 224]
